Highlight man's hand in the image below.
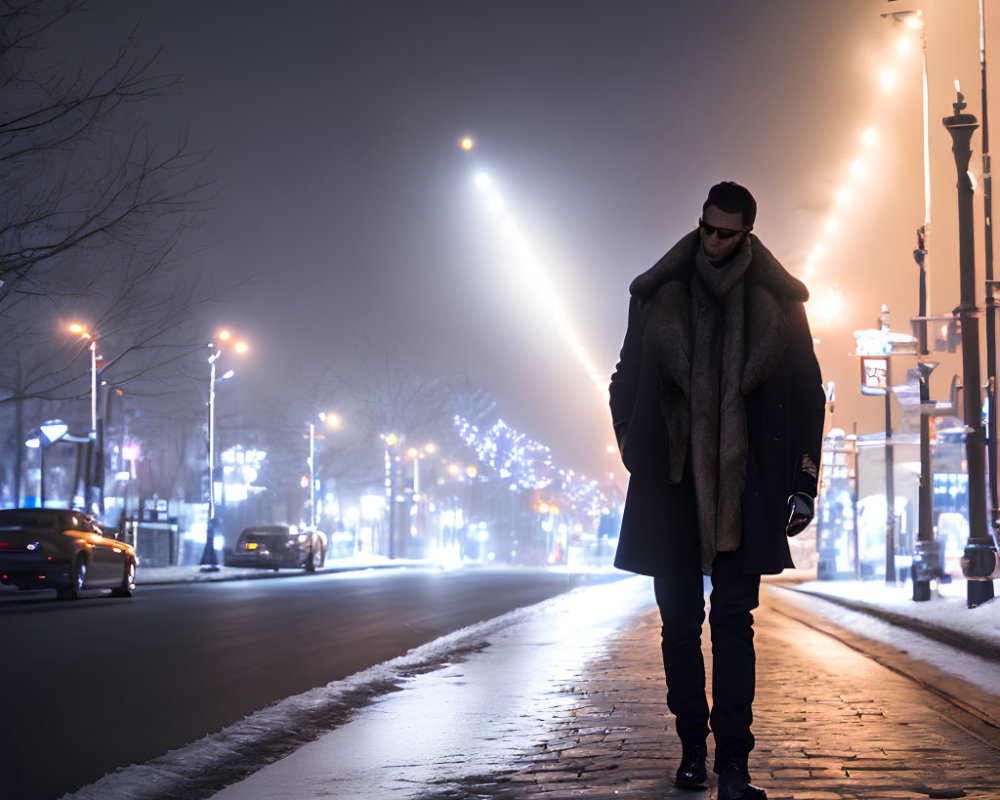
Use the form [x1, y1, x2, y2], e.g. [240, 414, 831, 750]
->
[786, 492, 814, 537]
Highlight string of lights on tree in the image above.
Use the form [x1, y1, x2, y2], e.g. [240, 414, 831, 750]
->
[453, 414, 608, 516]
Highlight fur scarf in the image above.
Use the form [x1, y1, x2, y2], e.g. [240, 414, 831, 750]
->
[629, 230, 809, 572]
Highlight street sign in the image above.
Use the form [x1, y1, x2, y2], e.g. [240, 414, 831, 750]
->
[853, 324, 917, 397]
[860, 356, 889, 396]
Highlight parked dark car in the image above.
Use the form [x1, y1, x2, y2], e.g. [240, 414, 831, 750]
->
[226, 524, 327, 572]
[0, 508, 136, 600]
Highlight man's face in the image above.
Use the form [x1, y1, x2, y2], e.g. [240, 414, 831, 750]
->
[699, 205, 748, 264]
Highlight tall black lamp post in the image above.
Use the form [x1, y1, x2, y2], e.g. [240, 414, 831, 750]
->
[978, 0, 1000, 578]
[942, 88, 998, 607]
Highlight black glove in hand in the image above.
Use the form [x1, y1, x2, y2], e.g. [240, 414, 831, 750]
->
[786, 492, 814, 537]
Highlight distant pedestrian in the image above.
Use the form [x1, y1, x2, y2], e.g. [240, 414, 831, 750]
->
[608, 182, 825, 800]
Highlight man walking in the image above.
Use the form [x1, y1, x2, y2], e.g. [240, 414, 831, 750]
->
[609, 182, 825, 800]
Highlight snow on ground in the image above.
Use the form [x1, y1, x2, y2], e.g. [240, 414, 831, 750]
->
[792, 575, 1000, 648]
[60, 576, 653, 800]
[205, 576, 653, 800]
[63, 562, 1000, 799]
[776, 577, 1000, 696]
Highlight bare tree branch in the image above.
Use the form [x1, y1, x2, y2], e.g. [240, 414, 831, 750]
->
[0, 0, 214, 302]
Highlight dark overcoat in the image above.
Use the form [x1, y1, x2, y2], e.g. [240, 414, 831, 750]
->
[609, 231, 826, 577]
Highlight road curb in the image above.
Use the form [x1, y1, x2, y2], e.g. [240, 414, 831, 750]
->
[135, 560, 432, 586]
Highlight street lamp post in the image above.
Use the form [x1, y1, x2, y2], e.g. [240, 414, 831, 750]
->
[406, 442, 437, 548]
[85, 336, 98, 513]
[942, 88, 998, 607]
[67, 324, 98, 435]
[881, 9, 932, 354]
[88, 338, 97, 435]
[204, 349, 221, 569]
[67, 323, 102, 514]
[308, 422, 316, 528]
[978, 0, 1000, 561]
[202, 330, 248, 571]
[883, 336, 897, 584]
[307, 412, 340, 529]
[382, 433, 399, 559]
[911, 361, 944, 601]
[68, 322, 97, 438]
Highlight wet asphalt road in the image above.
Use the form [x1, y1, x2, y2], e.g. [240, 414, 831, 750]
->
[0, 567, 620, 800]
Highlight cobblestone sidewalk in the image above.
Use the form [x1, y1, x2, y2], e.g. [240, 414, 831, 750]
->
[420, 588, 999, 800]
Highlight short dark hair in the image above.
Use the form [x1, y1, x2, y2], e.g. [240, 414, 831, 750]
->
[703, 182, 756, 229]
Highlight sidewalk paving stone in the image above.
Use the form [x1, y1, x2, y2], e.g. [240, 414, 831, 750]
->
[418, 586, 999, 800]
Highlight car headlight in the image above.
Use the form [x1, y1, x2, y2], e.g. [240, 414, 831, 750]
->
[25, 541, 40, 552]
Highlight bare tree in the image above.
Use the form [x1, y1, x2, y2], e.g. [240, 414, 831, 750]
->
[0, 0, 211, 304]
[0, 0, 215, 504]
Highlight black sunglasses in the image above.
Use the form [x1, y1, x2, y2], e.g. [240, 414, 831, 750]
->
[699, 219, 747, 240]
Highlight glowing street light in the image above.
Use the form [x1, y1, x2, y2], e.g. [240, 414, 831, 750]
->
[66, 322, 108, 514]
[203, 328, 249, 571]
[406, 441, 437, 498]
[460, 136, 474, 151]
[320, 411, 341, 429]
[66, 323, 99, 440]
[813, 285, 845, 325]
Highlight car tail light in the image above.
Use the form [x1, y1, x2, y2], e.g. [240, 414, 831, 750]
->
[0, 540, 38, 552]
[245, 542, 259, 550]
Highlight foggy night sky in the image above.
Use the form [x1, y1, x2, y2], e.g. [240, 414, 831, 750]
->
[67, 1, 1000, 483]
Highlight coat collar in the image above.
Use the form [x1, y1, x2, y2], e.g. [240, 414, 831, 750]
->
[633, 231, 809, 399]
[630, 230, 810, 304]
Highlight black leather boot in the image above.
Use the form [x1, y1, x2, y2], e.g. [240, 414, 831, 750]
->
[716, 757, 766, 800]
[673, 740, 707, 789]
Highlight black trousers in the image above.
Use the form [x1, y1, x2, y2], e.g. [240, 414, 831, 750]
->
[653, 548, 761, 765]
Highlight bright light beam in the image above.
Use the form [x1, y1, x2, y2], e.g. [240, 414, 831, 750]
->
[472, 171, 608, 401]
